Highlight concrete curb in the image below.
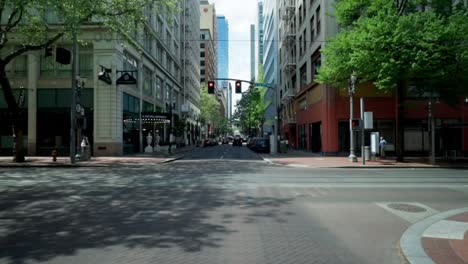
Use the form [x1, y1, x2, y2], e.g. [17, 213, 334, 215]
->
[160, 155, 185, 164]
[259, 157, 468, 169]
[400, 207, 468, 264]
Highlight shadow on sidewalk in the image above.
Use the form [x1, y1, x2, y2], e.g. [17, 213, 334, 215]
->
[0, 162, 293, 263]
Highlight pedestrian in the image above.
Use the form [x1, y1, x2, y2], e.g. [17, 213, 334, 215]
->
[379, 137, 387, 158]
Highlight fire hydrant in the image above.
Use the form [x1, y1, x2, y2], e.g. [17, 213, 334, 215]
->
[51, 149, 57, 162]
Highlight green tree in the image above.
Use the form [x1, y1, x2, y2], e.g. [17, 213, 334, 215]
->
[200, 83, 227, 137]
[0, 0, 176, 162]
[318, 0, 468, 161]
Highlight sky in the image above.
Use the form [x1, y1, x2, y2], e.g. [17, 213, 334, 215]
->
[213, 0, 259, 110]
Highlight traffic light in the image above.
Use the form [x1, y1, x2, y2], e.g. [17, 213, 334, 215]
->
[208, 81, 215, 94]
[55, 47, 71, 65]
[235, 81, 242, 93]
[351, 118, 362, 130]
[45, 46, 53, 57]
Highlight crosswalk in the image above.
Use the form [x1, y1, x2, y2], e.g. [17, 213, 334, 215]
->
[235, 186, 333, 200]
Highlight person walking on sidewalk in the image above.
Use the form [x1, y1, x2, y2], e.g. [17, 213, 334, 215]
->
[379, 137, 387, 158]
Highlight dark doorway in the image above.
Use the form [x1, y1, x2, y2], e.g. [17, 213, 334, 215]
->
[309, 122, 322, 152]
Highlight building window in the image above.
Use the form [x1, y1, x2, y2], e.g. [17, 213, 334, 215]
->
[156, 77, 162, 100]
[200, 69, 205, 75]
[123, 51, 138, 71]
[299, 36, 303, 55]
[316, 6, 321, 35]
[299, 97, 307, 110]
[311, 49, 321, 82]
[310, 16, 315, 41]
[6, 54, 27, 78]
[303, 29, 307, 52]
[200, 51, 205, 57]
[300, 63, 307, 88]
[201, 60, 205, 66]
[143, 66, 153, 96]
[79, 53, 93, 78]
[302, 0, 306, 19]
[299, 6, 303, 25]
[200, 43, 205, 48]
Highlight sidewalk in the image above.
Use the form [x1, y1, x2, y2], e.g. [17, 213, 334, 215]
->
[400, 207, 468, 264]
[261, 149, 468, 168]
[0, 146, 196, 167]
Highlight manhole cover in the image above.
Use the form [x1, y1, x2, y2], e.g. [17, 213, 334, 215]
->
[387, 203, 427, 213]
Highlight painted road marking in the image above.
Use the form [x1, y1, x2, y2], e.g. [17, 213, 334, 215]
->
[422, 220, 468, 240]
[376, 202, 439, 223]
[287, 164, 309, 168]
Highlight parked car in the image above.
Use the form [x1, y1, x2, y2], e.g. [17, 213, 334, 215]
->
[233, 136, 243, 146]
[222, 138, 229, 144]
[251, 138, 270, 153]
[247, 137, 258, 149]
[203, 139, 213, 147]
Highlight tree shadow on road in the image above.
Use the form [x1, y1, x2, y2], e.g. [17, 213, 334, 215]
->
[0, 162, 293, 263]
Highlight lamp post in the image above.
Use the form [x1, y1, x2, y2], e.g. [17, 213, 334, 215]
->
[349, 71, 358, 162]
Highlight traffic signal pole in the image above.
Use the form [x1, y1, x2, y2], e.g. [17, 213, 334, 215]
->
[211, 78, 278, 154]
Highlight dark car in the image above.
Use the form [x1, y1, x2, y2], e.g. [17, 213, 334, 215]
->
[203, 139, 213, 147]
[233, 136, 242, 146]
[247, 137, 258, 149]
[251, 138, 270, 153]
[222, 138, 229, 144]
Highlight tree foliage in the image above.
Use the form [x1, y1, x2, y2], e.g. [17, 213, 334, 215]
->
[0, 0, 176, 161]
[199, 83, 229, 136]
[233, 65, 269, 136]
[318, 0, 468, 103]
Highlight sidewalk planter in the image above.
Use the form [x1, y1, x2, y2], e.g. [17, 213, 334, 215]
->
[158, 145, 169, 154]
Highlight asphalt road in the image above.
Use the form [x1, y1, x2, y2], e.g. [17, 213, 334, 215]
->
[0, 145, 467, 264]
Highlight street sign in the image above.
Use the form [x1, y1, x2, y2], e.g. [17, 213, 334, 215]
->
[18, 89, 25, 108]
[254, 83, 271, 87]
[75, 103, 82, 113]
[364, 112, 373, 129]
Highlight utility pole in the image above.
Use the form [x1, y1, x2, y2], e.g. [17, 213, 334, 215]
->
[361, 97, 365, 165]
[348, 72, 357, 162]
[70, 30, 78, 164]
[428, 100, 435, 165]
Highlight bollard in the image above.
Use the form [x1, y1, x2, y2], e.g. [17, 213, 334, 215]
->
[51, 149, 57, 162]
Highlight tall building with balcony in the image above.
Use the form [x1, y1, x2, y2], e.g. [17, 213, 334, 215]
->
[0, 3, 190, 156]
[278, 0, 468, 157]
[262, 0, 279, 135]
[200, 0, 226, 117]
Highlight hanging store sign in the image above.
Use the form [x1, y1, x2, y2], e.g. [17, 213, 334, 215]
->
[116, 71, 137, 85]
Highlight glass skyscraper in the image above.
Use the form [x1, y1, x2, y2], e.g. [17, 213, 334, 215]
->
[216, 15, 229, 87]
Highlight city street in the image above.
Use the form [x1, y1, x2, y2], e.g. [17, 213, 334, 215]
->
[1, 145, 468, 264]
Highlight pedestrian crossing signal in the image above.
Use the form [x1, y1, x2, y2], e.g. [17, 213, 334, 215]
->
[235, 81, 242, 93]
[208, 81, 215, 94]
[351, 118, 361, 130]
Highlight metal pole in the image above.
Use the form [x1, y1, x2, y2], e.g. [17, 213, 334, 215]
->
[70, 30, 78, 164]
[361, 97, 365, 165]
[349, 90, 357, 162]
[272, 85, 278, 154]
[168, 88, 173, 154]
[429, 100, 435, 165]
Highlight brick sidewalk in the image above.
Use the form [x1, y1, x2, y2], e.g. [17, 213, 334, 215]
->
[400, 208, 468, 264]
[422, 212, 468, 264]
[0, 146, 196, 167]
[262, 150, 468, 168]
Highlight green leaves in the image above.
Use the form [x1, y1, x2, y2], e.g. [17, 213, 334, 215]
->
[318, 0, 468, 102]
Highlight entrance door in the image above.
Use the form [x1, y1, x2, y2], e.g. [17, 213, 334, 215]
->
[310, 122, 322, 152]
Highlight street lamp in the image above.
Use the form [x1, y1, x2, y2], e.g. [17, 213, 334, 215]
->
[349, 71, 358, 162]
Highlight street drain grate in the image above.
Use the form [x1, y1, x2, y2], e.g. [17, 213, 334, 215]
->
[387, 203, 427, 213]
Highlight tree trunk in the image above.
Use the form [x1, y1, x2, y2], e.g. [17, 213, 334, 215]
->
[395, 80, 405, 162]
[0, 63, 25, 162]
